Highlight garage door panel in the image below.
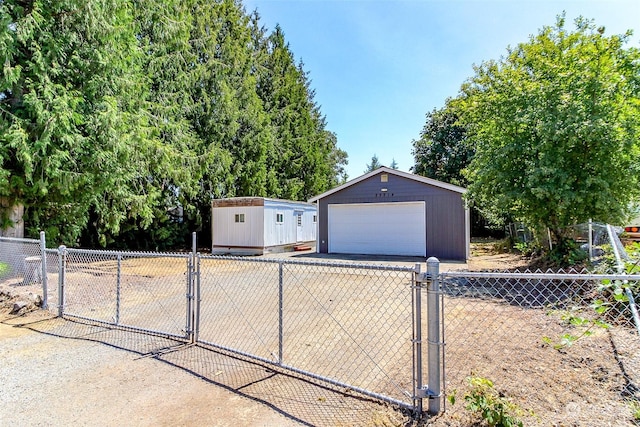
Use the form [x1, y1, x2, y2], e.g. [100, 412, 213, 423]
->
[328, 202, 426, 256]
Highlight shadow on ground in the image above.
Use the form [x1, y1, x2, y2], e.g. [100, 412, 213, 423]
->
[2, 312, 423, 427]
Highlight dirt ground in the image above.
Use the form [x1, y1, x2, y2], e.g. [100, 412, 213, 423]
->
[0, 310, 302, 426]
[1, 241, 639, 426]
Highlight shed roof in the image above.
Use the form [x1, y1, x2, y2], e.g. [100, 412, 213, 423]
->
[308, 166, 466, 203]
[212, 197, 315, 208]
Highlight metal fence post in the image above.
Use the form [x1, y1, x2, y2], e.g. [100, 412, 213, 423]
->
[185, 254, 194, 342]
[412, 263, 423, 416]
[195, 253, 201, 343]
[278, 261, 284, 364]
[40, 231, 48, 309]
[588, 219, 593, 263]
[57, 245, 66, 317]
[115, 253, 121, 325]
[426, 257, 442, 414]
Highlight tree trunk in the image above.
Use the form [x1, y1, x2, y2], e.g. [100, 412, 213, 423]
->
[0, 198, 24, 238]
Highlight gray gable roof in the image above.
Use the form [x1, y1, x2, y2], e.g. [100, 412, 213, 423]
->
[308, 166, 466, 203]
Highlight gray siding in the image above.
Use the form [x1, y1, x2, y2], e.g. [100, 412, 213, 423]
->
[317, 171, 467, 260]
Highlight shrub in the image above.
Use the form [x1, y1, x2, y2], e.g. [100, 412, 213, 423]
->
[448, 376, 526, 427]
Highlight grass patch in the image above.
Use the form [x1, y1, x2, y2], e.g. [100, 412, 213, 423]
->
[0, 261, 9, 276]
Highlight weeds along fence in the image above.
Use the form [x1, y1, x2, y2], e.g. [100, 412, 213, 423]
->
[437, 223, 640, 426]
[438, 267, 640, 425]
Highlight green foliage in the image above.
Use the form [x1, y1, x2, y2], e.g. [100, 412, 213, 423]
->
[254, 23, 347, 200]
[624, 242, 640, 269]
[629, 400, 640, 421]
[547, 239, 588, 267]
[458, 14, 640, 259]
[364, 154, 383, 173]
[513, 240, 534, 256]
[1, 0, 347, 249]
[0, 261, 9, 277]
[412, 103, 473, 187]
[543, 306, 610, 350]
[449, 376, 526, 427]
[1, 0, 163, 245]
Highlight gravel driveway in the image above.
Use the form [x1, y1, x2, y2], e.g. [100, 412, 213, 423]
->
[0, 310, 304, 427]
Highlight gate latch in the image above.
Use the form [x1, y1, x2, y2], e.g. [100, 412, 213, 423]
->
[415, 386, 440, 399]
[415, 272, 430, 287]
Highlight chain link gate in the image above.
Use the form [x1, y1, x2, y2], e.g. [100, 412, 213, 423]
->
[46, 242, 437, 417]
[194, 254, 433, 415]
[56, 246, 194, 341]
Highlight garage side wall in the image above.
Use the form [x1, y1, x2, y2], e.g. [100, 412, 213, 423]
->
[316, 173, 467, 261]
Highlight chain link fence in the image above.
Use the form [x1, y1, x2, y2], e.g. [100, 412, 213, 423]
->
[1, 237, 421, 419]
[59, 248, 192, 340]
[2, 229, 640, 425]
[437, 223, 640, 426]
[197, 255, 417, 409]
[0, 233, 56, 309]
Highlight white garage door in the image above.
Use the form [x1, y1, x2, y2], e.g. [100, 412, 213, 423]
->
[328, 202, 426, 256]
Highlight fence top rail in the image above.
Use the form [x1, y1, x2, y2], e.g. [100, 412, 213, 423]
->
[0, 236, 40, 244]
[63, 247, 190, 259]
[441, 271, 640, 281]
[201, 254, 418, 272]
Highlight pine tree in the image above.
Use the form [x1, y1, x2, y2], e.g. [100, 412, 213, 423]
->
[0, 0, 159, 245]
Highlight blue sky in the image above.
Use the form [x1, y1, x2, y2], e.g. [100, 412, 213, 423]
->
[242, 0, 639, 180]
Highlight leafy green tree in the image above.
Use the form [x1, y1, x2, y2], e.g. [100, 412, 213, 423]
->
[458, 15, 640, 257]
[412, 103, 473, 187]
[254, 24, 312, 200]
[364, 154, 383, 173]
[0, 0, 162, 245]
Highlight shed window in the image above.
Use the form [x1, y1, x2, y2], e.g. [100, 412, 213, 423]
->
[234, 213, 245, 223]
[297, 214, 302, 226]
[381, 174, 388, 182]
[276, 213, 284, 223]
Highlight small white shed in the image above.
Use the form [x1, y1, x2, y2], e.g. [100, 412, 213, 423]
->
[211, 197, 316, 255]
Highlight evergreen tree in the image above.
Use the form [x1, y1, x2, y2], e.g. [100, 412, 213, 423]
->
[1, 0, 348, 247]
[0, 0, 160, 245]
[254, 23, 347, 200]
[364, 154, 383, 173]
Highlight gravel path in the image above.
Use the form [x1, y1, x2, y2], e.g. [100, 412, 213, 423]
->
[0, 311, 301, 427]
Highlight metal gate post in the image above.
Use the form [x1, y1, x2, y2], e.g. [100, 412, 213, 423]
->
[185, 254, 194, 342]
[57, 245, 66, 317]
[40, 231, 48, 309]
[115, 253, 121, 325]
[194, 253, 201, 343]
[426, 257, 442, 414]
[412, 263, 423, 415]
[278, 261, 284, 364]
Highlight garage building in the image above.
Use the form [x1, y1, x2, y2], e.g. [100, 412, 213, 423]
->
[308, 167, 469, 261]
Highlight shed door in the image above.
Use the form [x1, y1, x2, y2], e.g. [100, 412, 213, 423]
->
[295, 211, 303, 242]
[327, 202, 426, 256]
